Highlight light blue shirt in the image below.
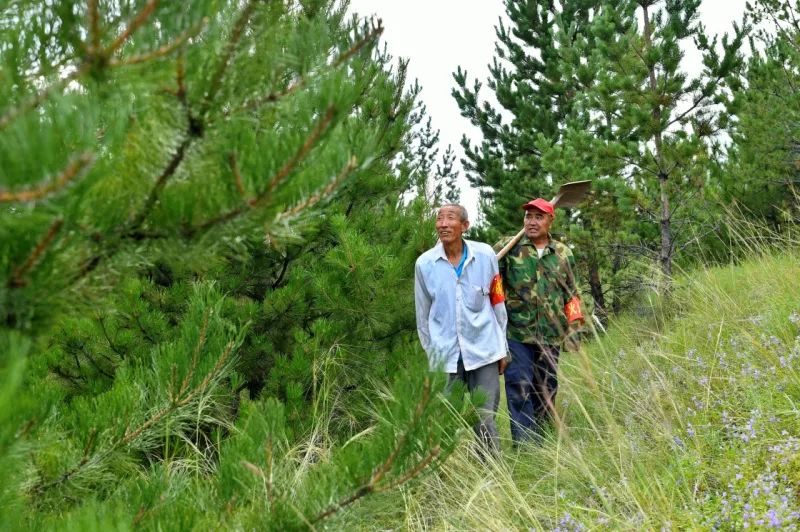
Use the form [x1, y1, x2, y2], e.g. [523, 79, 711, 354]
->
[414, 239, 508, 372]
[453, 243, 468, 277]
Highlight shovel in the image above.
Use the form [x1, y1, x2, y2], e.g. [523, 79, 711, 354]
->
[495, 180, 592, 260]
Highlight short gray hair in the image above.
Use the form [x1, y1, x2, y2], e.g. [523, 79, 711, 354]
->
[439, 203, 469, 222]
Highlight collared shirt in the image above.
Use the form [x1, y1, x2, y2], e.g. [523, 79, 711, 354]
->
[414, 239, 508, 372]
[453, 244, 468, 277]
[495, 236, 579, 345]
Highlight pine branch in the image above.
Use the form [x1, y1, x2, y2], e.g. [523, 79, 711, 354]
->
[175, 310, 209, 400]
[82, 428, 98, 460]
[190, 106, 337, 234]
[175, 52, 187, 101]
[310, 445, 440, 525]
[241, 77, 307, 112]
[106, 0, 160, 55]
[71, 348, 83, 375]
[51, 5, 352, 282]
[8, 219, 64, 288]
[0, 67, 87, 133]
[79, 345, 115, 380]
[271, 252, 295, 289]
[87, 0, 102, 54]
[0, 152, 93, 203]
[0, 0, 191, 133]
[110, 18, 207, 66]
[667, 92, 710, 129]
[239, 19, 384, 113]
[274, 155, 357, 222]
[126, 137, 192, 235]
[376, 445, 441, 492]
[259, 106, 335, 204]
[333, 19, 384, 68]
[131, 311, 158, 344]
[200, 0, 259, 116]
[50, 365, 86, 385]
[126, 2, 260, 237]
[76, 119, 193, 278]
[32, 339, 235, 497]
[97, 315, 125, 358]
[606, 153, 659, 178]
[74, 247, 111, 281]
[2, 0, 159, 132]
[228, 152, 254, 204]
[310, 377, 436, 525]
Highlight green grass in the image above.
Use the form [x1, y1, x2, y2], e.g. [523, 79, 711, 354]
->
[336, 245, 800, 530]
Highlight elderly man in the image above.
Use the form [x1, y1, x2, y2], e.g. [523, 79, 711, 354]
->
[414, 204, 508, 452]
[497, 198, 583, 443]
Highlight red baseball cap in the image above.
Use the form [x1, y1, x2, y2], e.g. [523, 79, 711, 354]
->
[521, 198, 555, 217]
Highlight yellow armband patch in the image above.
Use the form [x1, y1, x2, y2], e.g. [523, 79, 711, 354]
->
[565, 296, 583, 323]
[490, 274, 505, 306]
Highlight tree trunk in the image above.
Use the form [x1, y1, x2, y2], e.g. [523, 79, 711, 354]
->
[588, 257, 606, 322]
[611, 247, 623, 314]
[643, 3, 672, 282]
[659, 172, 672, 278]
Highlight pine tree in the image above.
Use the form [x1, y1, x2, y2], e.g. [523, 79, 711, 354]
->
[452, 0, 602, 238]
[1, 1, 468, 527]
[454, 0, 748, 304]
[583, 0, 747, 281]
[452, 0, 642, 314]
[433, 145, 462, 204]
[398, 99, 462, 206]
[721, 0, 800, 228]
[532, 4, 648, 316]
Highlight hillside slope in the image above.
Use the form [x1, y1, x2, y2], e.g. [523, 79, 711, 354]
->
[341, 249, 800, 530]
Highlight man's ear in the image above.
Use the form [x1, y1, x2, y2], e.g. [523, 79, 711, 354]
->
[463, 220, 470, 232]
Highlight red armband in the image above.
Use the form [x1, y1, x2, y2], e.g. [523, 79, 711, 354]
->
[565, 296, 583, 323]
[489, 274, 505, 306]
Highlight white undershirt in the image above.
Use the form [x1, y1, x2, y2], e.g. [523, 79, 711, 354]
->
[536, 247, 545, 259]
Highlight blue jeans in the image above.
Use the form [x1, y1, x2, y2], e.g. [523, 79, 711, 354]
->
[505, 340, 560, 443]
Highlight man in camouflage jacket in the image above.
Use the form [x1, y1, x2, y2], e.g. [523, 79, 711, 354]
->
[495, 198, 584, 443]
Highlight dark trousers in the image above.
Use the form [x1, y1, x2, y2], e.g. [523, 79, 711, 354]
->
[448, 357, 501, 453]
[505, 340, 560, 443]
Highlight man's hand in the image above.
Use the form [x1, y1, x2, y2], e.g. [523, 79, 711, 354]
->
[498, 355, 510, 375]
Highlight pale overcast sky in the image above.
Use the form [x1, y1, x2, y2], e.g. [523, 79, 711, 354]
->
[346, 0, 749, 221]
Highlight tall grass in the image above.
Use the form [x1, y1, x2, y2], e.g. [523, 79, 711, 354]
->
[336, 220, 800, 530]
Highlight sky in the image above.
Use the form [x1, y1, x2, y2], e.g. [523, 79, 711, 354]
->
[346, 0, 750, 221]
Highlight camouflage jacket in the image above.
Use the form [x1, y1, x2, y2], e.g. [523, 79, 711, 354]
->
[495, 236, 580, 345]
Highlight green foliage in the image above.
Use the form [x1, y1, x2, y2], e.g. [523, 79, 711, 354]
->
[208, 362, 463, 530]
[454, 0, 750, 312]
[3, 0, 800, 528]
[453, 0, 602, 237]
[29, 283, 242, 508]
[1, 0, 464, 528]
[721, 0, 800, 228]
[334, 227, 800, 530]
[0, 333, 34, 530]
[397, 99, 463, 207]
[581, 0, 747, 280]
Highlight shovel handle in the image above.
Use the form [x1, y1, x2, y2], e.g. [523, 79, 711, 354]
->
[495, 191, 561, 260]
[495, 228, 525, 261]
[493, 180, 591, 261]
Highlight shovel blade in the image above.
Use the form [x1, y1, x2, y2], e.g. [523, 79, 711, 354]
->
[551, 180, 592, 208]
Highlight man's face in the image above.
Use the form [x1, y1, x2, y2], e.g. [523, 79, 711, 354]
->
[523, 208, 553, 240]
[436, 206, 469, 245]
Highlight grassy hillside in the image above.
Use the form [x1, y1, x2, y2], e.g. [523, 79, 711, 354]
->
[339, 244, 800, 530]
